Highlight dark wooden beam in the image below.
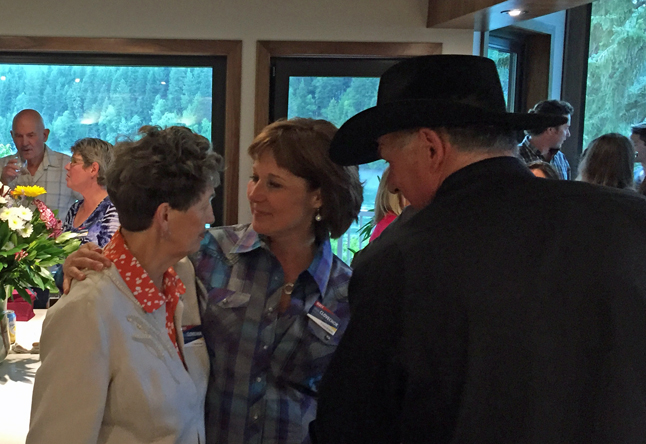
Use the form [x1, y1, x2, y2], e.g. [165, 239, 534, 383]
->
[428, 0, 594, 31]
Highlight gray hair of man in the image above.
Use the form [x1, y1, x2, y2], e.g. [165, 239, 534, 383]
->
[386, 125, 518, 154]
[70, 138, 114, 188]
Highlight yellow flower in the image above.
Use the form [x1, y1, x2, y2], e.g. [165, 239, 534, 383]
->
[12, 185, 47, 198]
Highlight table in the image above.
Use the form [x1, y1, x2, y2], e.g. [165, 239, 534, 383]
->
[0, 310, 45, 444]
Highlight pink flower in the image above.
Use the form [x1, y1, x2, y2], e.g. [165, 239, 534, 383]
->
[14, 250, 27, 261]
[52, 219, 63, 239]
[33, 199, 58, 231]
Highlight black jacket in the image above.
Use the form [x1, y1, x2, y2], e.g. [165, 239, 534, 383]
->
[314, 157, 646, 444]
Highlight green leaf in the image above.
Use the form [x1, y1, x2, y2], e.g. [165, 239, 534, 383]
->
[30, 272, 45, 290]
[15, 287, 32, 304]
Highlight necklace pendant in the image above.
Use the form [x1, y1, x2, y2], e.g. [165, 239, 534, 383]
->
[283, 282, 295, 295]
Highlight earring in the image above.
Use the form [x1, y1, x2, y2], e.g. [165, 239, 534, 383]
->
[315, 208, 322, 222]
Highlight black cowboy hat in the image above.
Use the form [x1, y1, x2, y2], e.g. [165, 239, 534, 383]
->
[329, 55, 568, 166]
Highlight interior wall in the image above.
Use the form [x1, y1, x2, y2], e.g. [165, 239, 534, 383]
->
[1, 0, 474, 223]
[513, 11, 566, 101]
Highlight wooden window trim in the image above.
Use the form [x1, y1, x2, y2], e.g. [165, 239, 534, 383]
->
[0, 36, 242, 224]
[255, 41, 443, 136]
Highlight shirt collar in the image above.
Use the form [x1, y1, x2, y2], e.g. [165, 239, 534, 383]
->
[104, 229, 186, 313]
[229, 226, 263, 254]
[42, 145, 54, 170]
[522, 136, 543, 158]
[229, 225, 334, 296]
[306, 238, 333, 296]
[434, 156, 534, 203]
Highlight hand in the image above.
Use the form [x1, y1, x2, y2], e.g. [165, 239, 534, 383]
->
[1, 159, 20, 184]
[62, 243, 113, 294]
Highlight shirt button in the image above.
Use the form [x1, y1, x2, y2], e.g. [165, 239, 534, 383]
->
[263, 345, 269, 350]
[256, 376, 262, 382]
[253, 414, 259, 420]
[325, 334, 331, 341]
[267, 307, 273, 313]
[221, 298, 228, 305]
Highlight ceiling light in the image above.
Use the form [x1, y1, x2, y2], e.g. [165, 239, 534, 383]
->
[161, 81, 167, 85]
[74, 78, 81, 83]
[502, 9, 527, 17]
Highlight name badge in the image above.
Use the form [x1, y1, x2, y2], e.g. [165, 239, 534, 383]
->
[182, 325, 203, 344]
[307, 301, 340, 336]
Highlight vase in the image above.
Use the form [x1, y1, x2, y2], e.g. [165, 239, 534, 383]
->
[0, 298, 10, 363]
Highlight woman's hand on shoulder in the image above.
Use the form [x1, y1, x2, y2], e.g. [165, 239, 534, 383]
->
[63, 243, 113, 294]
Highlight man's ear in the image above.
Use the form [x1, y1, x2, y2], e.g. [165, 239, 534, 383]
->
[418, 127, 448, 172]
[43, 128, 50, 142]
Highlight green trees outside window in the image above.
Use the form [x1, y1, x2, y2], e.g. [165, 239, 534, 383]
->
[488, 48, 513, 110]
[585, 0, 646, 147]
[0, 64, 213, 156]
[287, 76, 384, 262]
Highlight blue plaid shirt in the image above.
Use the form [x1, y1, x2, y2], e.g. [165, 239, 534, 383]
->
[518, 136, 571, 180]
[193, 224, 352, 444]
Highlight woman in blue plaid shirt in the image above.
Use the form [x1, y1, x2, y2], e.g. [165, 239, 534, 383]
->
[193, 118, 362, 444]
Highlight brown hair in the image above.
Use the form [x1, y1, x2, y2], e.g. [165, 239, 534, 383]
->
[107, 125, 224, 232]
[526, 100, 574, 136]
[578, 133, 635, 189]
[248, 118, 363, 241]
[527, 161, 560, 180]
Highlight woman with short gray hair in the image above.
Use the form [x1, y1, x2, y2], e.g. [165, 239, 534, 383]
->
[62, 137, 119, 247]
[29, 126, 224, 444]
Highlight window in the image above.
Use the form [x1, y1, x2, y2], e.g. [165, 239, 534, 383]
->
[271, 57, 402, 263]
[584, 0, 646, 181]
[487, 35, 523, 112]
[257, 41, 441, 263]
[0, 37, 241, 225]
[0, 60, 221, 157]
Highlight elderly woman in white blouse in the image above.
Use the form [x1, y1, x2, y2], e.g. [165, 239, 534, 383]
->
[27, 126, 223, 444]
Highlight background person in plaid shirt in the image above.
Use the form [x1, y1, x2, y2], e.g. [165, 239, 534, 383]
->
[0, 109, 81, 307]
[518, 100, 574, 180]
[0, 109, 80, 217]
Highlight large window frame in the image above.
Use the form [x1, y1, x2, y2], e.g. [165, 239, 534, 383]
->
[0, 36, 242, 225]
[270, 57, 403, 122]
[561, 4, 593, 175]
[254, 41, 443, 135]
[487, 35, 524, 113]
[255, 41, 441, 262]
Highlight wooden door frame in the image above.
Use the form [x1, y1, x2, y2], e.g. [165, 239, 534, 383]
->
[254, 41, 443, 136]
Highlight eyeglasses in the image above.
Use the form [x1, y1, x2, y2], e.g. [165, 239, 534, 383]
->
[69, 156, 85, 166]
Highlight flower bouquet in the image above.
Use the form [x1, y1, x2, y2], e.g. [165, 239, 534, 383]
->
[0, 184, 81, 305]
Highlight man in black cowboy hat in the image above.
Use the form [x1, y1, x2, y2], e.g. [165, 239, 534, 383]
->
[312, 55, 646, 443]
